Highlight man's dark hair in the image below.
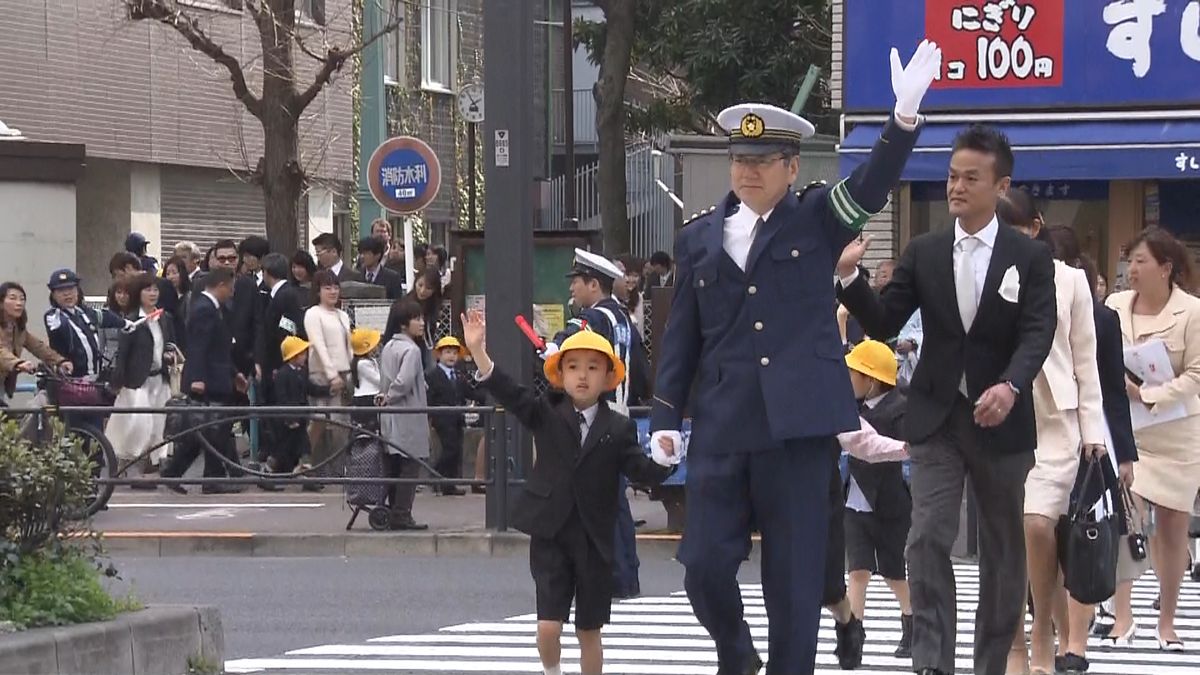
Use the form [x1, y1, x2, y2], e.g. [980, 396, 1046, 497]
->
[383, 298, 425, 343]
[238, 235, 270, 259]
[951, 124, 1014, 180]
[650, 251, 672, 268]
[359, 236, 386, 257]
[203, 267, 235, 289]
[312, 233, 343, 254]
[212, 239, 238, 253]
[260, 252, 290, 283]
[108, 251, 140, 276]
[580, 273, 614, 296]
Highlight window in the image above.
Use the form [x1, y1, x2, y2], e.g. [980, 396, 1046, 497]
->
[298, 0, 326, 26]
[384, 0, 406, 85]
[421, 0, 456, 91]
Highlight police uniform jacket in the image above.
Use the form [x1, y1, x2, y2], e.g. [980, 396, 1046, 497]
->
[554, 295, 634, 412]
[650, 117, 921, 455]
[482, 366, 672, 561]
[45, 305, 126, 379]
[848, 388, 910, 516]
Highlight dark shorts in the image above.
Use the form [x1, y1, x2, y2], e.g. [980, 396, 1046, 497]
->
[844, 508, 909, 580]
[529, 514, 612, 631]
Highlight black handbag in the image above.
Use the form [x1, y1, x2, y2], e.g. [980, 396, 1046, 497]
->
[1057, 455, 1119, 604]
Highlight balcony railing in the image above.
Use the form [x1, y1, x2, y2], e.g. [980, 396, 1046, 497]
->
[550, 88, 598, 146]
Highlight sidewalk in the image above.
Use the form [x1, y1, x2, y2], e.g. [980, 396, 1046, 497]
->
[92, 487, 686, 559]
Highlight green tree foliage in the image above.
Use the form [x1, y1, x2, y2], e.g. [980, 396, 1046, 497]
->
[576, 0, 833, 135]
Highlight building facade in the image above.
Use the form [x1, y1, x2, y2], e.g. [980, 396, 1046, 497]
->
[834, 0, 1200, 285]
[0, 0, 354, 296]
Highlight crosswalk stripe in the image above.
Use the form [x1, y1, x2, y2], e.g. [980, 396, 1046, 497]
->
[226, 562, 1200, 674]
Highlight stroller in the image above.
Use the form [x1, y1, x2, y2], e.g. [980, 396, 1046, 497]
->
[344, 409, 391, 531]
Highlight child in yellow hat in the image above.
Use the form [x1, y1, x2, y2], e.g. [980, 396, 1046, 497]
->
[269, 336, 332, 478]
[425, 335, 486, 496]
[836, 339, 914, 659]
[460, 309, 672, 675]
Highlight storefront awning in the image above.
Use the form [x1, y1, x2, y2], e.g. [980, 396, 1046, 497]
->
[839, 120, 1200, 182]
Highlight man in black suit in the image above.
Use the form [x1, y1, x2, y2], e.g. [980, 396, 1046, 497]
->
[161, 268, 247, 494]
[837, 125, 1056, 675]
[359, 236, 405, 299]
[312, 232, 363, 283]
[231, 236, 271, 377]
[256, 253, 307, 382]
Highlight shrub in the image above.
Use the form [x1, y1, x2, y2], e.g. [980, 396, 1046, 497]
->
[0, 418, 92, 556]
[0, 549, 139, 630]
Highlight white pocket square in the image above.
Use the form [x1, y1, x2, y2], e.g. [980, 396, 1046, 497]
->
[998, 265, 1021, 303]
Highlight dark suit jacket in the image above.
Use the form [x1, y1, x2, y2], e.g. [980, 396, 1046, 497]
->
[256, 283, 308, 379]
[483, 367, 671, 559]
[334, 265, 363, 284]
[838, 222, 1056, 454]
[425, 364, 486, 446]
[1095, 302, 1137, 464]
[230, 275, 267, 375]
[111, 313, 176, 391]
[183, 295, 236, 399]
[364, 266, 405, 300]
[848, 388, 911, 516]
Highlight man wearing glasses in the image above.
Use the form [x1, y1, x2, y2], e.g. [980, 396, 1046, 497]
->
[649, 41, 942, 674]
[312, 233, 363, 284]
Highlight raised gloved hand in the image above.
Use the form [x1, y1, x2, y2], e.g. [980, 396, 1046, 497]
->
[539, 342, 560, 361]
[650, 430, 684, 467]
[890, 39, 943, 120]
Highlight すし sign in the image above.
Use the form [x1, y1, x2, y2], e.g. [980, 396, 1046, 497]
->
[368, 137, 442, 214]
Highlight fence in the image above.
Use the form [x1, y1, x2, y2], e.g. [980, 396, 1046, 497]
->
[549, 88, 598, 146]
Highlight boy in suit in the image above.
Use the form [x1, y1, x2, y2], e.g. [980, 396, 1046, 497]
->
[425, 336, 486, 496]
[268, 336, 330, 475]
[461, 310, 675, 675]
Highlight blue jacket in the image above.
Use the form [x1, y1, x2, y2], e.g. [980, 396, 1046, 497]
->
[650, 116, 920, 455]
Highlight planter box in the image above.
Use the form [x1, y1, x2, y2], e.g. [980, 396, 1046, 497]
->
[0, 606, 223, 675]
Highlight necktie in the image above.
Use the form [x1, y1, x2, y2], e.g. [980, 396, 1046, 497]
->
[576, 411, 587, 443]
[956, 236, 980, 396]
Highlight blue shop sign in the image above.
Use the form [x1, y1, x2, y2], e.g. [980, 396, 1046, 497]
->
[911, 180, 1110, 201]
[843, 0, 1200, 111]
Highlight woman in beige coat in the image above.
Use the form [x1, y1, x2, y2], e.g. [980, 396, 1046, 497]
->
[1106, 226, 1200, 651]
[379, 298, 431, 530]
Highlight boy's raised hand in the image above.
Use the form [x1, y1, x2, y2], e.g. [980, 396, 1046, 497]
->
[461, 310, 487, 353]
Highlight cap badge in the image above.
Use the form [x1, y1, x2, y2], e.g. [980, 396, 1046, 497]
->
[739, 113, 765, 139]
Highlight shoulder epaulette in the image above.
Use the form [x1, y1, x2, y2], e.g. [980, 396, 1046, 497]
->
[795, 180, 828, 201]
[683, 204, 717, 226]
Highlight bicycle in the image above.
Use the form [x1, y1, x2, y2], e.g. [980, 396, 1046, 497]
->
[13, 365, 118, 518]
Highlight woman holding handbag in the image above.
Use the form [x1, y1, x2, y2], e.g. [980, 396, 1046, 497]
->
[107, 273, 177, 479]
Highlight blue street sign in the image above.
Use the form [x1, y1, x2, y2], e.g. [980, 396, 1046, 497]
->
[367, 136, 442, 214]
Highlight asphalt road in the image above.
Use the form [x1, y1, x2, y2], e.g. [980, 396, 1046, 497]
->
[108, 551, 728, 661]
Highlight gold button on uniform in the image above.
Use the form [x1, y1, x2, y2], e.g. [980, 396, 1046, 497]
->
[754, 321, 764, 331]
[748, 285, 758, 295]
[760, 356, 770, 366]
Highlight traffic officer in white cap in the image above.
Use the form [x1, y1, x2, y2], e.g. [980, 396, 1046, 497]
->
[650, 40, 943, 673]
[548, 247, 645, 599]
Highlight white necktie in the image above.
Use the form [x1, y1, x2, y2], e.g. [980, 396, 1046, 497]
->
[956, 237, 980, 331]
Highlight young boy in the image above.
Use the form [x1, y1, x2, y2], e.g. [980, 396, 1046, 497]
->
[461, 310, 674, 675]
[270, 336, 330, 476]
[425, 336, 486, 496]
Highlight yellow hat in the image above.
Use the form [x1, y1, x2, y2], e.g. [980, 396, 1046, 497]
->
[281, 336, 310, 363]
[351, 328, 382, 357]
[543, 330, 625, 391]
[845, 340, 897, 387]
[434, 336, 465, 352]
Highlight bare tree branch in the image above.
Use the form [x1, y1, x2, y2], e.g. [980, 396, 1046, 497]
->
[291, 16, 402, 115]
[124, 0, 263, 119]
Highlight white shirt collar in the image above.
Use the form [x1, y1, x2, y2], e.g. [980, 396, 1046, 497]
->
[953, 214, 999, 249]
[330, 260, 344, 277]
[735, 203, 774, 227]
[270, 279, 287, 297]
[202, 290, 220, 308]
[576, 402, 600, 427]
[864, 392, 887, 409]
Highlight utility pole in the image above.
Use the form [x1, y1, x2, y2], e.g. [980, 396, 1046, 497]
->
[562, 0, 578, 229]
[357, 0, 388, 237]
[483, 0, 536, 528]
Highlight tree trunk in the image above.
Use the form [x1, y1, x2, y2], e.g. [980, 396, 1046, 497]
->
[594, 0, 636, 255]
[257, 0, 303, 254]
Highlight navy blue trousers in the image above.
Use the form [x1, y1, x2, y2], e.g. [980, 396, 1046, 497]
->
[612, 476, 640, 596]
[679, 438, 838, 674]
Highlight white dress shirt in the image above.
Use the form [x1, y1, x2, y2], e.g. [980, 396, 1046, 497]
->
[330, 260, 344, 278]
[952, 215, 999, 310]
[576, 403, 599, 443]
[269, 279, 287, 298]
[845, 393, 887, 513]
[723, 204, 773, 271]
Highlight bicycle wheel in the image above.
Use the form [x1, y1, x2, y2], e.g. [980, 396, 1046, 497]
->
[66, 423, 117, 519]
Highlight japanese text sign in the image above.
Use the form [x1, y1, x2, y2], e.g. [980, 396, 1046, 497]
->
[367, 136, 442, 214]
[843, 0, 1200, 111]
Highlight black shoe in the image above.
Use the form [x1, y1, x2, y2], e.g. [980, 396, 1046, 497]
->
[202, 484, 245, 495]
[1153, 594, 1161, 611]
[439, 486, 465, 496]
[389, 519, 429, 531]
[257, 481, 284, 492]
[470, 485, 486, 495]
[301, 482, 325, 492]
[894, 613, 913, 659]
[717, 653, 763, 675]
[613, 586, 641, 600]
[834, 615, 865, 669]
[1058, 652, 1089, 674]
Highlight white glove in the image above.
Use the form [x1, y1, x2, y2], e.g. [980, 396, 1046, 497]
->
[890, 39, 942, 120]
[650, 430, 683, 467]
[539, 342, 560, 361]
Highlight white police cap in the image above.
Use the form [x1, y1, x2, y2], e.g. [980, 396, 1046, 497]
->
[717, 103, 815, 155]
[565, 248, 623, 281]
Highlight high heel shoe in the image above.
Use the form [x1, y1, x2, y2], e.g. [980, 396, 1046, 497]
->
[1156, 627, 1185, 652]
[1101, 622, 1139, 648]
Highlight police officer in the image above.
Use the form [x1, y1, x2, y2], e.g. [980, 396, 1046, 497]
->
[649, 41, 942, 673]
[548, 248, 643, 598]
[45, 269, 131, 380]
[126, 232, 159, 276]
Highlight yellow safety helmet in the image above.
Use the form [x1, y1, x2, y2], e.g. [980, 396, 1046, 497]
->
[845, 339, 897, 387]
[543, 330, 625, 391]
[434, 336, 466, 353]
[351, 328, 382, 357]
[281, 336, 311, 363]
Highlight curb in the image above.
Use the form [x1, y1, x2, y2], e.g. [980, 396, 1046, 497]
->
[98, 531, 688, 559]
[0, 606, 222, 675]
